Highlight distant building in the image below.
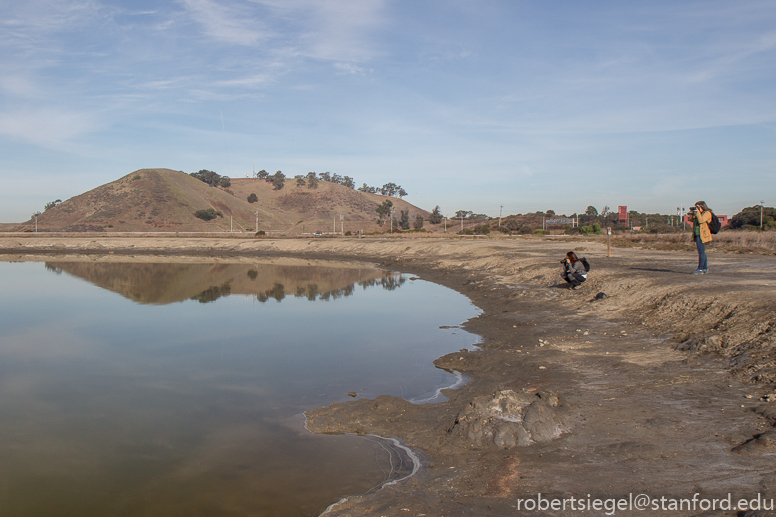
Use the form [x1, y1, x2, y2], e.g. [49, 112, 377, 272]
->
[618, 206, 628, 224]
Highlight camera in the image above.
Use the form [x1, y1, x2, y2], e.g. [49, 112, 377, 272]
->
[689, 206, 698, 212]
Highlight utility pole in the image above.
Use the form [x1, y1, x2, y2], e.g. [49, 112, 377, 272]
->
[333, 216, 336, 234]
[255, 211, 258, 233]
[460, 213, 464, 232]
[340, 214, 343, 235]
[444, 217, 447, 233]
[35, 216, 37, 233]
[498, 205, 503, 227]
[761, 200, 765, 230]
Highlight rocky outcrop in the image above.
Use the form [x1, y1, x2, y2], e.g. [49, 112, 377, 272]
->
[447, 389, 567, 449]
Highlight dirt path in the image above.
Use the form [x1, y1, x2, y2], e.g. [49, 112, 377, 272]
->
[3, 235, 776, 516]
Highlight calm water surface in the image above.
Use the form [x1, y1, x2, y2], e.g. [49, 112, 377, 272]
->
[0, 258, 479, 516]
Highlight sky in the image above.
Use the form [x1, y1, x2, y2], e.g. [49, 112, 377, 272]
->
[1, 0, 775, 222]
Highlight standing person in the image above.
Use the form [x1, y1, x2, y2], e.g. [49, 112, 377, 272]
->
[690, 200, 712, 274]
[561, 251, 587, 288]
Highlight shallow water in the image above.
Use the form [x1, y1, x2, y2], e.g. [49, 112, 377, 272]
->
[0, 258, 479, 516]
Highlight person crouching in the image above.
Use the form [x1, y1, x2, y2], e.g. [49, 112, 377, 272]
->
[561, 251, 587, 289]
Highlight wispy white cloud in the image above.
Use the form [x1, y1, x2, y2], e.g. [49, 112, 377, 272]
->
[0, 108, 99, 149]
[253, 0, 386, 61]
[177, 0, 271, 46]
[333, 62, 371, 75]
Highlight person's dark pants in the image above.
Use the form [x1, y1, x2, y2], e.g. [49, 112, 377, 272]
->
[562, 271, 586, 287]
[695, 235, 708, 270]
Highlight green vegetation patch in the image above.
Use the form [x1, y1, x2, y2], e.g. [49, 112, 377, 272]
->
[194, 208, 223, 221]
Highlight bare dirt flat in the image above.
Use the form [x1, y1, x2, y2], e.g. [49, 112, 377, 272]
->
[2, 234, 775, 517]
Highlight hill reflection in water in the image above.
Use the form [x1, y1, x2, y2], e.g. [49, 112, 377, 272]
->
[43, 258, 403, 305]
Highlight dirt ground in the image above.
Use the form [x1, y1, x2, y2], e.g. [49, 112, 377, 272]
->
[2, 234, 776, 517]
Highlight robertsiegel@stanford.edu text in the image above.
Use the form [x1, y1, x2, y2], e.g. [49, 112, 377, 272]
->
[516, 493, 774, 514]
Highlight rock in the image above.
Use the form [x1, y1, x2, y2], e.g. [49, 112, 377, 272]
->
[594, 292, 607, 300]
[447, 389, 567, 449]
[348, 391, 357, 397]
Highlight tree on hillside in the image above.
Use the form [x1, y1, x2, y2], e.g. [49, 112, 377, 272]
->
[271, 171, 285, 190]
[331, 173, 342, 184]
[414, 215, 424, 229]
[375, 199, 393, 225]
[380, 182, 401, 197]
[44, 199, 62, 211]
[397, 187, 408, 198]
[257, 169, 269, 180]
[585, 206, 598, 217]
[358, 183, 377, 193]
[295, 175, 306, 187]
[247, 193, 258, 203]
[399, 210, 410, 230]
[429, 205, 443, 224]
[190, 169, 222, 187]
[319, 172, 331, 182]
[219, 176, 231, 188]
[306, 172, 319, 189]
[455, 210, 473, 219]
[342, 176, 355, 189]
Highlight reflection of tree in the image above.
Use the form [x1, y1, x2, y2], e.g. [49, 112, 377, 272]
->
[355, 275, 406, 291]
[45, 264, 63, 275]
[247, 269, 258, 280]
[190, 283, 231, 303]
[255, 283, 285, 302]
[247, 274, 405, 304]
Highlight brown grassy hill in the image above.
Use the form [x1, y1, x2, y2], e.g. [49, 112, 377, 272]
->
[9, 168, 430, 234]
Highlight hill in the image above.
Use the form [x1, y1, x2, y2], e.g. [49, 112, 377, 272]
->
[8, 168, 430, 234]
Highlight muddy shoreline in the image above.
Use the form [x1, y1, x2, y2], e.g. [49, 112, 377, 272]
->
[2, 235, 776, 516]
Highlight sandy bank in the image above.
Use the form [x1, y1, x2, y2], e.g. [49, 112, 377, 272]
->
[2, 234, 776, 516]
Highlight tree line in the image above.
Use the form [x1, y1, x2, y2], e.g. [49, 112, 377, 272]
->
[191, 168, 408, 198]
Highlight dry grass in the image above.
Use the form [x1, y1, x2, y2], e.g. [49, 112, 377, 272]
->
[606, 230, 776, 254]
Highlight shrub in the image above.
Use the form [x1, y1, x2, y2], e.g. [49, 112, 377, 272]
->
[255, 230, 266, 236]
[533, 229, 548, 235]
[473, 224, 491, 235]
[194, 208, 223, 221]
[247, 193, 258, 203]
[190, 169, 221, 186]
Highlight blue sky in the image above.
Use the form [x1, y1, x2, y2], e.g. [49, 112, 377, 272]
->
[1, 0, 774, 222]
